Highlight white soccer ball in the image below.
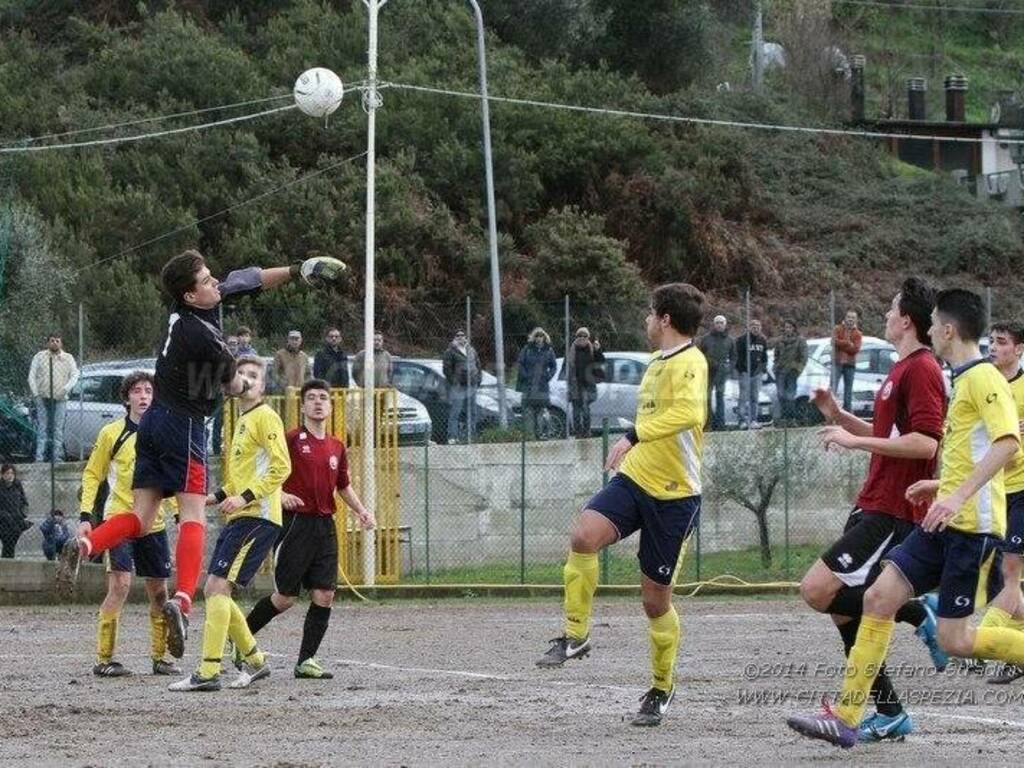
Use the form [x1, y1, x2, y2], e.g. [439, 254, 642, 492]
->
[293, 68, 344, 118]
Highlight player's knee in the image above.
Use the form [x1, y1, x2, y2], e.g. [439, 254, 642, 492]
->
[937, 624, 971, 657]
[311, 589, 335, 607]
[203, 576, 230, 599]
[862, 583, 897, 617]
[273, 593, 297, 611]
[109, 576, 131, 601]
[799, 573, 833, 613]
[148, 583, 168, 607]
[569, 512, 606, 553]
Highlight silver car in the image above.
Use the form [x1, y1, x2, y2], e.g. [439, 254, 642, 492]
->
[548, 351, 772, 435]
[63, 359, 432, 458]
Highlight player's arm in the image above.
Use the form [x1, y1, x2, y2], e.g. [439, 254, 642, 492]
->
[821, 428, 938, 459]
[811, 387, 873, 436]
[334, 448, 373, 528]
[78, 427, 113, 533]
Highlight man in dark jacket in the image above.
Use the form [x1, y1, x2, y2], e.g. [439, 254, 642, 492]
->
[0, 463, 30, 558]
[698, 315, 735, 430]
[772, 320, 808, 421]
[312, 327, 349, 389]
[40, 508, 71, 561]
[516, 327, 558, 439]
[566, 327, 605, 437]
[442, 330, 482, 443]
[734, 318, 769, 429]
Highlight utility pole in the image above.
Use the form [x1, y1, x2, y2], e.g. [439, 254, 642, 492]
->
[752, 0, 765, 94]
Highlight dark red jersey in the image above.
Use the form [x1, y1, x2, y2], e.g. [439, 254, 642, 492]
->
[282, 427, 350, 516]
[856, 347, 946, 523]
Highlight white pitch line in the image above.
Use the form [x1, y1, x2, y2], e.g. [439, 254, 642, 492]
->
[331, 657, 637, 694]
[918, 711, 1024, 729]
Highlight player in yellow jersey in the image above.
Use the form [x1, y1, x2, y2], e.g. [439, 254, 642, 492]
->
[169, 356, 290, 692]
[79, 371, 180, 677]
[537, 283, 707, 727]
[979, 322, 1024, 684]
[788, 289, 1023, 749]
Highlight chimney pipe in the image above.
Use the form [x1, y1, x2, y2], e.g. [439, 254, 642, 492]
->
[851, 55, 866, 122]
[945, 74, 968, 122]
[907, 77, 927, 121]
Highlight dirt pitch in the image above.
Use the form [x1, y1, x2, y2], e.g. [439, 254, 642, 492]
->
[2, 595, 1023, 766]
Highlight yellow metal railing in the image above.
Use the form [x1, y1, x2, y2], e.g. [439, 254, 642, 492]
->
[222, 388, 401, 584]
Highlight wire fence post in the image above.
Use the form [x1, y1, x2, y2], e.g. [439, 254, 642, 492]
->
[77, 302, 85, 460]
[600, 417, 610, 585]
[423, 437, 430, 585]
[466, 294, 473, 445]
[828, 289, 836, 390]
[564, 294, 570, 439]
[744, 287, 751, 430]
[520, 427, 526, 585]
[783, 421, 791, 579]
[48, 355, 55, 512]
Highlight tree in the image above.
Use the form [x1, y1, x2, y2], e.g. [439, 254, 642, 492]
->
[705, 427, 820, 568]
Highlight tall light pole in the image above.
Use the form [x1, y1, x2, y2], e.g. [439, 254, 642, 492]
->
[361, 0, 386, 587]
[358, 0, 508, 583]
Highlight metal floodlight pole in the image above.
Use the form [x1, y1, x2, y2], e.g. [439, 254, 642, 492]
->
[467, 0, 508, 427]
[361, 0, 387, 587]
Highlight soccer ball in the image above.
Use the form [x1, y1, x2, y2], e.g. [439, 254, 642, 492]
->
[293, 68, 344, 118]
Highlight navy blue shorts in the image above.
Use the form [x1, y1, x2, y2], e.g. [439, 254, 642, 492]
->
[133, 402, 207, 496]
[104, 529, 171, 579]
[885, 526, 1002, 619]
[586, 473, 700, 585]
[208, 517, 280, 587]
[1000, 490, 1024, 554]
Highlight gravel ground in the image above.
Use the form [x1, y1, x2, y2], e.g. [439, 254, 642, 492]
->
[1, 596, 1023, 766]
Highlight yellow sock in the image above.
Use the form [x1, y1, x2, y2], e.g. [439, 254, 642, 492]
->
[980, 606, 1012, 629]
[228, 600, 264, 667]
[198, 594, 231, 679]
[649, 606, 681, 693]
[150, 610, 167, 661]
[96, 610, 120, 664]
[836, 616, 894, 727]
[973, 626, 1024, 665]
[563, 551, 599, 641]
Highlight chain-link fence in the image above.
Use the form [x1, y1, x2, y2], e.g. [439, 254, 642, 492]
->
[0, 284, 1008, 584]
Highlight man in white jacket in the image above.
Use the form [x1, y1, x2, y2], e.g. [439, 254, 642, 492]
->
[28, 333, 79, 462]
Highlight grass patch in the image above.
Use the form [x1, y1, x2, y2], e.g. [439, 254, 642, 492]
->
[403, 544, 823, 586]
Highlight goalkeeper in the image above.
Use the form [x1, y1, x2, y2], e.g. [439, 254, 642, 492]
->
[58, 249, 345, 660]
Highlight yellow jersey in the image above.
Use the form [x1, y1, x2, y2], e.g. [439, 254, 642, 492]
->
[221, 402, 290, 525]
[619, 342, 706, 500]
[80, 417, 168, 533]
[940, 360, 1020, 536]
[1003, 370, 1024, 494]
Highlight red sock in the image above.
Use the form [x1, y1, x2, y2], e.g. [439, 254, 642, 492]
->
[174, 521, 205, 610]
[86, 513, 141, 555]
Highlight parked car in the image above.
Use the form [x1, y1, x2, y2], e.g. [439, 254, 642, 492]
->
[390, 358, 522, 443]
[0, 394, 35, 463]
[63, 359, 432, 458]
[548, 351, 772, 435]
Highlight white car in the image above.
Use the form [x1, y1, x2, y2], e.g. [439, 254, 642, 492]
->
[62, 359, 432, 458]
[547, 350, 772, 435]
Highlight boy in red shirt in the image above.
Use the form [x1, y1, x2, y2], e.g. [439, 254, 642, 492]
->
[243, 379, 374, 679]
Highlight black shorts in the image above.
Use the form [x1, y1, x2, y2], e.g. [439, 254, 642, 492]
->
[1001, 490, 1024, 554]
[208, 517, 280, 587]
[133, 402, 207, 496]
[274, 513, 339, 597]
[820, 509, 916, 588]
[105, 529, 171, 579]
[585, 473, 700, 585]
[886, 526, 1002, 619]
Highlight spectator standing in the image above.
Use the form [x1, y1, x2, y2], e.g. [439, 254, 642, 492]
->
[442, 329, 482, 443]
[0, 463, 30, 558]
[235, 326, 258, 357]
[833, 309, 863, 413]
[353, 332, 394, 388]
[40, 508, 71, 561]
[516, 327, 558, 439]
[698, 315, 735, 430]
[734, 318, 769, 429]
[274, 330, 311, 391]
[313, 327, 350, 389]
[28, 333, 79, 462]
[772, 320, 808, 422]
[566, 327, 605, 437]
